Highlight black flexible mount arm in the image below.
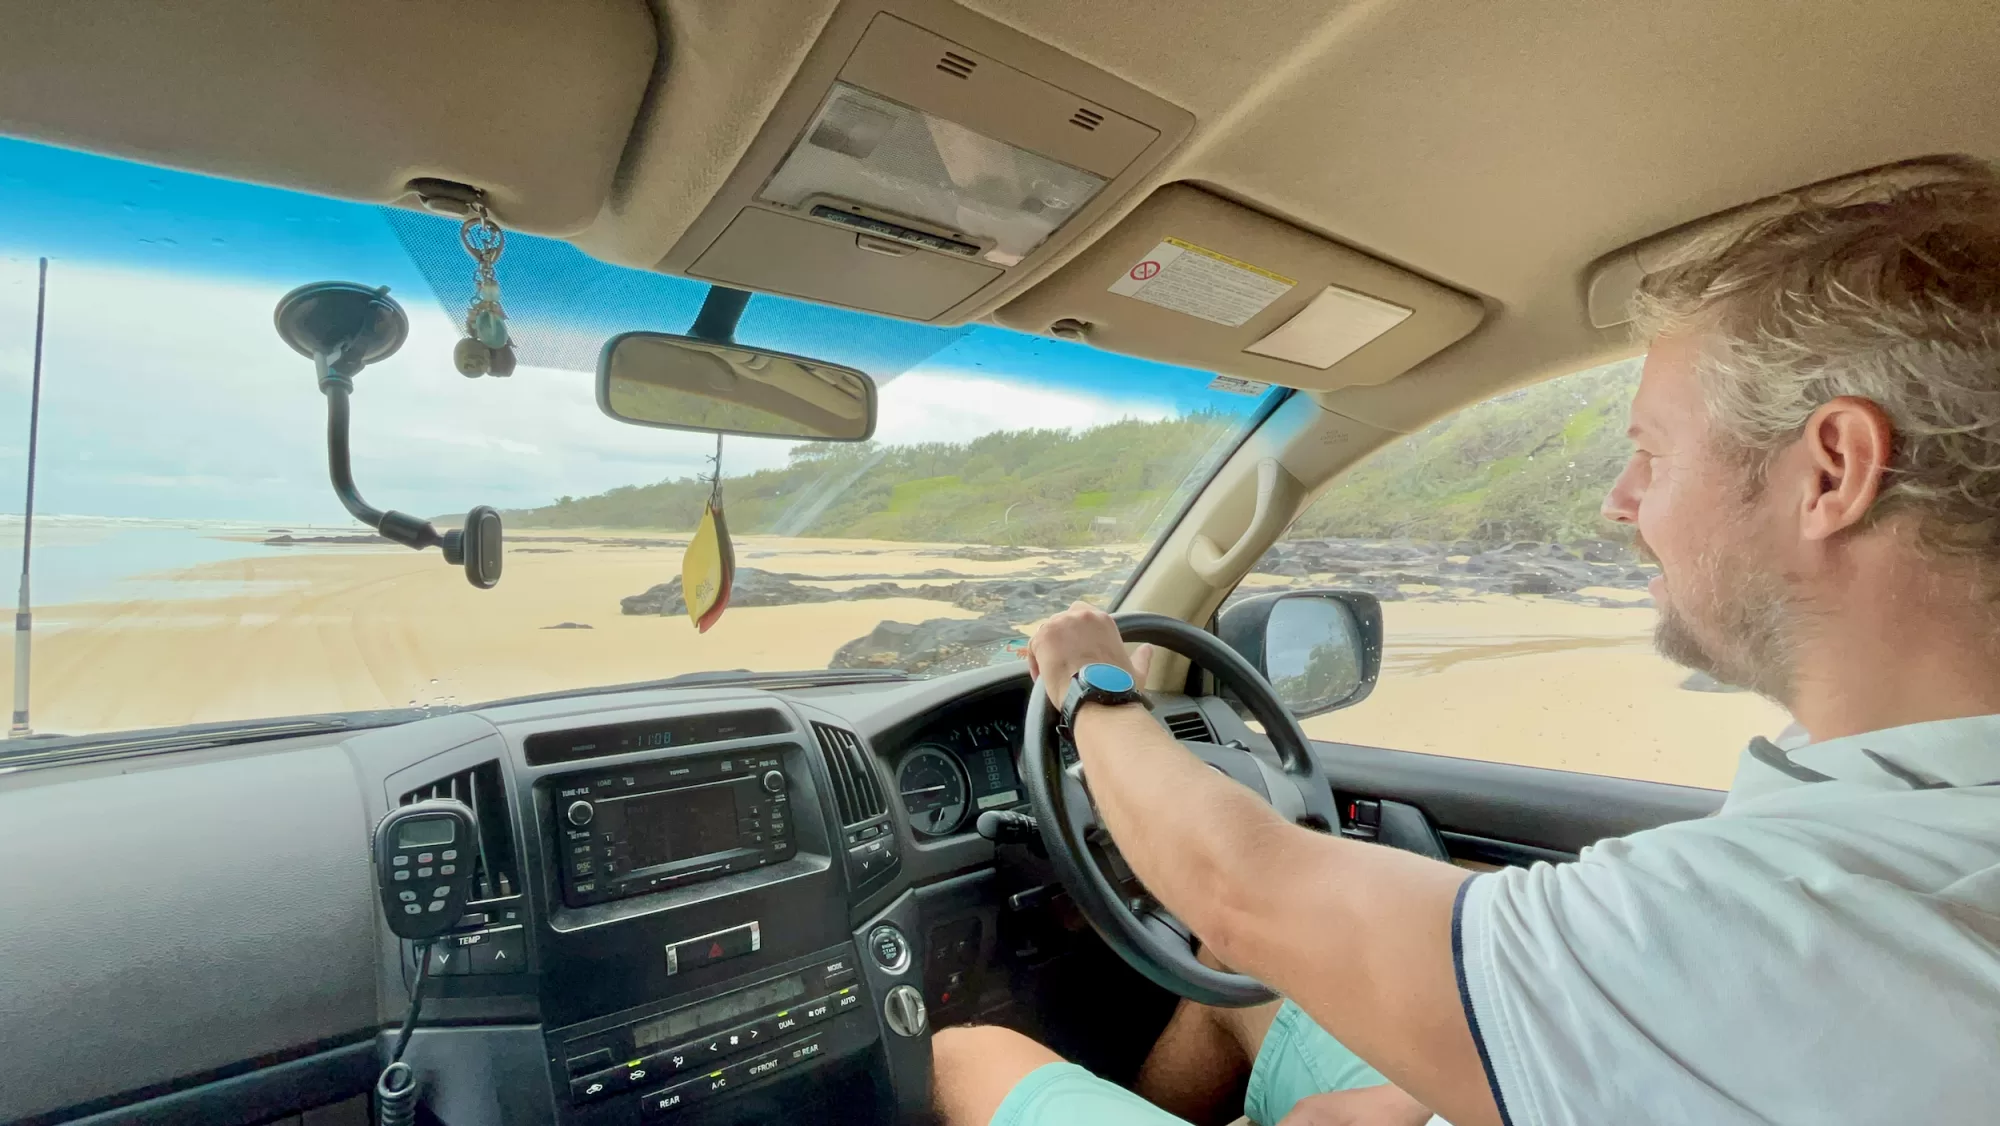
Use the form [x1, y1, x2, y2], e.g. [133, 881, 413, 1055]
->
[274, 281, 501, 589]
[317, 354, 442, 551]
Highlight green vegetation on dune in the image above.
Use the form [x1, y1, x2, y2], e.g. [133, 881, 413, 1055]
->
[1290, 359, 1641, 545]
[511, 415, 1242, 546]
[510, 359, 1643, 547]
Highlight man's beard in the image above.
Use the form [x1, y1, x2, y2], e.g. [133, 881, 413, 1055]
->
[1638, 532, 1799, 703]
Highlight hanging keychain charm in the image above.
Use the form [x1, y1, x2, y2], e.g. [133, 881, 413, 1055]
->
[453, 201, 516, 377]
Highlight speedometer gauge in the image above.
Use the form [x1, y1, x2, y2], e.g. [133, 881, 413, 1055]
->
[897, 745, 971, 837]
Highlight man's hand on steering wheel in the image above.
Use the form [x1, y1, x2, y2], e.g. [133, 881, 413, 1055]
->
[1024, 601, 1151, 706]
[1017, 606, 1502, 1126]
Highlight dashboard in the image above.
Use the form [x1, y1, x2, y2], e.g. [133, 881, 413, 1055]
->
[0, 663, 1173, 1126]
[886, 690, 1028, 839]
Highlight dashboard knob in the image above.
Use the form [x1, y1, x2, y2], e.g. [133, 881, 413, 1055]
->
[566, 800, 595, 827]
[761, 770, 786, 794]
[884, 984, 928, 1038]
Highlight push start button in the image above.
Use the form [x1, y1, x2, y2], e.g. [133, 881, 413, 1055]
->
[867, 924, 911, 974]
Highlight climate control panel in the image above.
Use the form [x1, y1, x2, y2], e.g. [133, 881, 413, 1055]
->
[548, 944, 873, 1120]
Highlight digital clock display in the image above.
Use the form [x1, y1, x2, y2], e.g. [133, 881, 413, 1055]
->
[524, 708, 791, 766]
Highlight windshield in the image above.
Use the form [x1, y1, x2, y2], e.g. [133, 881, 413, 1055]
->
[0, 138, 1272, 739]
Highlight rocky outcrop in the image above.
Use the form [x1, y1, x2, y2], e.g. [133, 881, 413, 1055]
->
[828, 618, 1026, 677]
[1243, 538, 1653, 609]
[620, 569, 1105, 624]
[616, 537, 1660, 675]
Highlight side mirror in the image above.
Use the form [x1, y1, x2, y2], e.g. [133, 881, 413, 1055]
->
[597, 331, 877, 442]
[1217, 590, 1382, 718]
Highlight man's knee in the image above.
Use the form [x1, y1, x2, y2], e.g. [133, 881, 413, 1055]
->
[932, 1024, 1065, 1126]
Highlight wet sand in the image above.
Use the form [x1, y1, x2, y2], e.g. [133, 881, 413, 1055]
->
[3, 531, 1786, 789]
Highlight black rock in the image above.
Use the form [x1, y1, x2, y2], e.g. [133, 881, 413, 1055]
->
[828, 617, 1025, 677]
[542, 622, 593, 630]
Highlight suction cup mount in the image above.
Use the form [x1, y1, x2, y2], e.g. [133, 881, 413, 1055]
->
[274, 282, 502, 589]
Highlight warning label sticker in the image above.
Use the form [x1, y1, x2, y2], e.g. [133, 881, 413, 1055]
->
[1207, 374, 1271, 397]
[1108, 238, 1296, 327]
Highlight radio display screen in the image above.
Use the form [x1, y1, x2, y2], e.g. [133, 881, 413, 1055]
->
[620, 780, 743, 870]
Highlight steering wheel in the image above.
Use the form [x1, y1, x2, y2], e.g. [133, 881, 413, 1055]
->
[1020, 612, 1343, 1007]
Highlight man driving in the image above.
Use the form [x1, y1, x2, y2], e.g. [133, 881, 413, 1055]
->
[930, 166, 2000, 1125]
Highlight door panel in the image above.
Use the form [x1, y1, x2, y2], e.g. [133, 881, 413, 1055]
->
[1311, 739, 1723, 859]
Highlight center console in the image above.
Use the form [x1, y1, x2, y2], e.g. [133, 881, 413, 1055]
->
[440, 699, 930, 1126]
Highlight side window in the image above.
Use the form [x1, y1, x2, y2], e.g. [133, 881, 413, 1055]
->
[1239, 358, 1789, 789]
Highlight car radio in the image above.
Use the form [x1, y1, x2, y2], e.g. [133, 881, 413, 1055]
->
[550, 747, 796, 908]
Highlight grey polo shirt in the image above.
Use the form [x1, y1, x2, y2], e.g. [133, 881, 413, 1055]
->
[1453, 715, 2000, 1125]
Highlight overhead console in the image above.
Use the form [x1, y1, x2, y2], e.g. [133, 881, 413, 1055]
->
[998, 184, 1487, 392]
[659, 0, 1194, 323]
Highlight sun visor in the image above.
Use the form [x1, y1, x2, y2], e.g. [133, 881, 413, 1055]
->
[997, 185, 1485, 391]
[0, 0, 657, 235]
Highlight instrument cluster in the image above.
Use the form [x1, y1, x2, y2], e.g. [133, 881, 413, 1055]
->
[892, 692, 1027, 838]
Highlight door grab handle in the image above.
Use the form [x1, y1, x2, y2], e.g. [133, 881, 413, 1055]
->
[1188, 457, 1301, 583]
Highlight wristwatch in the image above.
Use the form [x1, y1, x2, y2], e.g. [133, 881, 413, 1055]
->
[1059, 662, 1150, 742]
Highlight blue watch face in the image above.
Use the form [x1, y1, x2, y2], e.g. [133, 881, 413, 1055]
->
[1080, 663, 1135, 693]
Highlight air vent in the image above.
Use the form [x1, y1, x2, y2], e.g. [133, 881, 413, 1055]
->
[399, 761, 518, 902]
[936, 51, 976, 79]
[812, 722, 887, 826]
[1164, 711, 1216, 743]
[1070, 107, 1104, 131]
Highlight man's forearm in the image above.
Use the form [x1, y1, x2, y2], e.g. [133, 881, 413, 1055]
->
[1071, 702, 1496, 1126]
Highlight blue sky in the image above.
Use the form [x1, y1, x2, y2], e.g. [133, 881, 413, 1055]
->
[0, 137, 1264, 522]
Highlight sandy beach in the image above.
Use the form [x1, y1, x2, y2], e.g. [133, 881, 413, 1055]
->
[4, 528, 1785, 789]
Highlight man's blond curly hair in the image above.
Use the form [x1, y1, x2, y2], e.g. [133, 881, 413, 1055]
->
[1632, 158, 2000, 575]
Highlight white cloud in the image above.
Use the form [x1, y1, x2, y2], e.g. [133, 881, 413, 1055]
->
[872, 368, 1172, 447]
[0, 261, 1182, 521]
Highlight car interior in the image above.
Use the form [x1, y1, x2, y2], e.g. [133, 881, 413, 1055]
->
[4, 2, 1998, 1125]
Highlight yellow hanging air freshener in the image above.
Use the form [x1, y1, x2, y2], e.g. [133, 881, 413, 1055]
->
[683, 435, 735, 633]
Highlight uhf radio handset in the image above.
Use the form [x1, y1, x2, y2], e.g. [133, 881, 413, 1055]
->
[369, 799, 478, 1126]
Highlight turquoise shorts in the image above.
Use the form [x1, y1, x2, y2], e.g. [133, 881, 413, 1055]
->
[989, 1000, 1387, 1126]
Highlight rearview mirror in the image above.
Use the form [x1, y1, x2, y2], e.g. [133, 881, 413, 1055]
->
[597, 331, 877, 441]
[1217, 590, 1382, 718]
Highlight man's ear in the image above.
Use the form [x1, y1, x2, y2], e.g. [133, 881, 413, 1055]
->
[1798, 395, 1895, 540]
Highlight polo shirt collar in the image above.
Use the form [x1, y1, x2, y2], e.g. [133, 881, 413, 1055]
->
[1725, 713, 2000, 809]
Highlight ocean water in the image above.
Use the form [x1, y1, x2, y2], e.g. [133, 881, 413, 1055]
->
[0, 515, 396, 608]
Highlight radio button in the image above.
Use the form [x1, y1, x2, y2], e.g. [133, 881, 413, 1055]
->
[761, 770, 786, 794]
[566, 800, 595, 827]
